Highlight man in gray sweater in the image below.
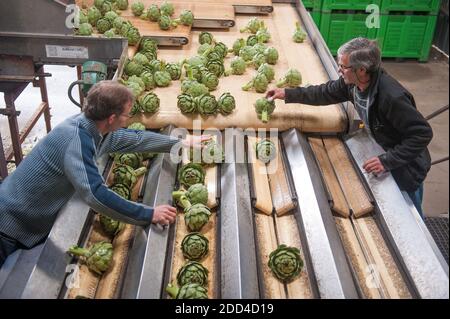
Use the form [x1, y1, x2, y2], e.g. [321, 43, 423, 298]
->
[0, 81, 206, 267]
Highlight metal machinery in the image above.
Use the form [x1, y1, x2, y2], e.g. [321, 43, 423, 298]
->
[0, 1, 448, 299]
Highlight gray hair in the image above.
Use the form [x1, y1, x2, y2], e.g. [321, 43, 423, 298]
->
[337, 37, 381, 74]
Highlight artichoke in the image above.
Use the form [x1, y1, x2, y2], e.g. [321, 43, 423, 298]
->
[293, 22, 307, 43]
[139, 92, 160, 113]
[131, 2, 145, 16]
[78, 10, 88, 25]
[239, 46, 257, 62]
[218, 92, 236, 115]
[178, 163, 205, 188]
[104, 11, 119, 23]
[176, 9, 194, 26]
[240, 18, 264, 34]
[127, 74, 146, 89]
[96, 18, 111, 34]
[276, 69, 302, 88]
[242, 73, 268, 93]
[264, 47, 279, 65]
[184, 81, 209, 98]
[159, 14, 175, 30]
[166, 283, 208, 299]
[140, 71, 156, 90]
[147, 4, 161, 22]
[127, 122, 145, 131]
[189, 139, 224, 165]
[133, 52, 150, 66]
[130, 101, 142, 115]
[230, 38, 246, 56]
[154, 70, 172, 87]
[126, 27, 141, 46]
[124, 59, 143, 76]
[246, 35, 258, 47]
[67, 242, 113, 275]
[126, 81, 144, 98]
[214, 42, 228, 59]
[181, 232, 209, 261]
[257, 63, 275, 82]
[99, 215, 125, 236]
[173, 183, 208, 209]
[185, 203, 211, 232]
[199, 31, 213, 45]
[114, 152, 143, 169]
[160, 1, 174, 16]
[166, 62, 182, 80]
[116, 0, 128, 10]
[140, 38, 158, 53]
[87, 6, 102, 26]
[256, 27, 271, 43]
[254, 97, 276, 123]
[201, 72, 219, 91]
[111, 183, 131, 199]
[104, 29, 116, 38]
[195, 94, 218, 115]
[113, 164, 147, 188]
[253, 43, 267, 55]
[206, 60, 224, 78]
[225, 56, 246, 76]
[256, 139, 276, 163]
[177, 93, 197, 114]
[77, 23, 93, 36]
[177, 261, 209, 287]
[248, 52, 266, 70]
[268, 244, 303, 282]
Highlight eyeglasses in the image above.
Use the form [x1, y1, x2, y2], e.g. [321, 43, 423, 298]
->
[338, 63, 353, 71]
[118, 113, 133, 119]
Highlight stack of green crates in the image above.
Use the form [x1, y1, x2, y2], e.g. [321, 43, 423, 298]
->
[304, 0, 441, 61]
[300, 0, 322, 27]
[378, 0, 441, 61]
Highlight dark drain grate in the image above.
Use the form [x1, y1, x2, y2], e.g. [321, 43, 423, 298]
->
[425, 217, 449, 264]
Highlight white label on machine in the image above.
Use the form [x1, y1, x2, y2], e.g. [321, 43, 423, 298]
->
[45, 45, 89, 59]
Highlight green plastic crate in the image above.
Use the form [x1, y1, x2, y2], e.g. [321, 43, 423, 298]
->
[300, 0, 322, 10]
[381, 0, 441, 14]
[322, 0, 382, 11]
[378, 13, 438, 61]
[309, 10, 322, 27]
[319, 12, 379, 55]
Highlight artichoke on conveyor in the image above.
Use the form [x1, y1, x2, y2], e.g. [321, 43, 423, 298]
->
[242, 72, 268, 93]
[225, 56, 246, 76]
[77, 23, 93, 36]
[229, 38, 246, 56]
[127, 122, 146, 131]
[67, 241, 113, 275]
[173, 183, 208, 209]
[276, 69, 302, 88]
[159, 14, 177, 31]
[166, 283, 208, 299]
[177, 93, 197, 114]
[139, 92, 160, 114]
[293, 22, 307, 43]
[178, 163, 205, 188]
[114, 152, 143, 169]
[217, 92, 236, 115]
[184, 203, 211, 232]
[189, 139, 224, 165]
[99, 214, 125, 236]
[113, 164, 147, 188]
[111, 183, 131, 200]
[254, 97, 276, 123]
[268, 244, 303, 282]
[199, 31, 214, 45]
[195, 94, 218, 115]
[160, 1, 175, 16]
[116, 0, 129, 11]
[177, 261, 209, 286]
[181, 232, 209, 261]
[257, 63, 275, 83]
[131, 2, 145, 17]
[146, 4, 161, 22]
[256, 139, 276, 163]
[174, 9, 194, 26]
[264, 47, 279, 65]
[240, 17, 264, 34]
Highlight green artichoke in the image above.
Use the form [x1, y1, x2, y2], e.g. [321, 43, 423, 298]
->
[126, 27, 141, 46]
[166, 283, 208, 299]
[183, 81, 209, 98]
[139, 92, 160, 113]
[113, 164, 147, 188]
[99, 215, 125, 236]
[178, 163, 205, 188]
[248, 52, 266, 70]
[242, 73, 268, 93]
[239, 46, 257, 62]
[96, 18, 111, 34]
[256, 27, 271, 43]
[67, 241, 113, 275]
[78, 10, 88, 25]
[131, 2, 145, 16]
[181, 232, 209, 261]
[140, 38, 158, 53]
[225, 56, 246, 76]
[240, 18, 264, 34]
[160, 1, 174, 16]
[177, 93, 197, 114]
[127, 75, 145, 89]
[77, 23, 93, 36]
[185, 203, 211, 232]
[218, 92, 236, 115]
[140, 71, 156, 90]
[173, 183, 208, 209]
[206, 60, 224, 78]
[195, 94, 218, 115]
[116, 0, 128, 10]
[201, 72, 219, 91]
[124, 59, 143, 76]
[127, 122, 146, 131]
[114, 152, 143, 169]
[254, 97, 276, 123]
[104, 11, 119, 23]
[276, 69, 302, 88]
[264, 47, 279, 65]
[126, 81, 144, 98]
[230, 38, 246, 56]
[246, 35, 258, 47]
[111, 183, 131, 199]
[214, 42, 228, 59]
[177, 261, 209, 287]
[256, 139, 276, 162]
[87, 7, 102, 26]
[104, 29, 116, 38]
[253, 43, 267, 55]
[133, 52, 150, 66]
[177, 9, 194, 26]
[130, 101, 142, 115]
[268, 244, 303, 282]
[166, 62, 182, 80]
[257, 63, 275, 82]
[147, 4, 161, 22]
[159, 14, 175, 30]
[293, 22, 307, 43]
[199, 31, 214, 45]
[154, 70, 172, 87]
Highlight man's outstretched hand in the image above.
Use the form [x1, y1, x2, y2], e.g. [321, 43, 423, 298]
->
[182, 134, 211, 148]
[152, 205, 177, 226]
[266, 88, 286, 101]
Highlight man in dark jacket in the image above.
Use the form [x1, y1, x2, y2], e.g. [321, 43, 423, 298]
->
[267, 37, 433, 217]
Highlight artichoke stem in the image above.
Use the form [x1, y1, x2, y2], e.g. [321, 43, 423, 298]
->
[179, 195, 192, 211]
[172, 190, 186, 201]
[261, 111, 269, 123]
[276, 79, 285, 88]
[166, 283, 179, 299]
[242, 80, 253, 91]
[295, 21, 300, 30]
[68, 246, 89, 257]
[134, 167, 147, 177]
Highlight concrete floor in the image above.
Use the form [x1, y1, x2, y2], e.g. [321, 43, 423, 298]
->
[1, 50, 448, 217]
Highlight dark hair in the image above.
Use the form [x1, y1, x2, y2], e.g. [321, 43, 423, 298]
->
[83, 80, 134, 121]
[337, 37, 381, 74]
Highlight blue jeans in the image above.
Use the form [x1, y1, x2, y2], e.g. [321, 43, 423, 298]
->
[0, 232, 21, 269]
[407, 184, 424, 219]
